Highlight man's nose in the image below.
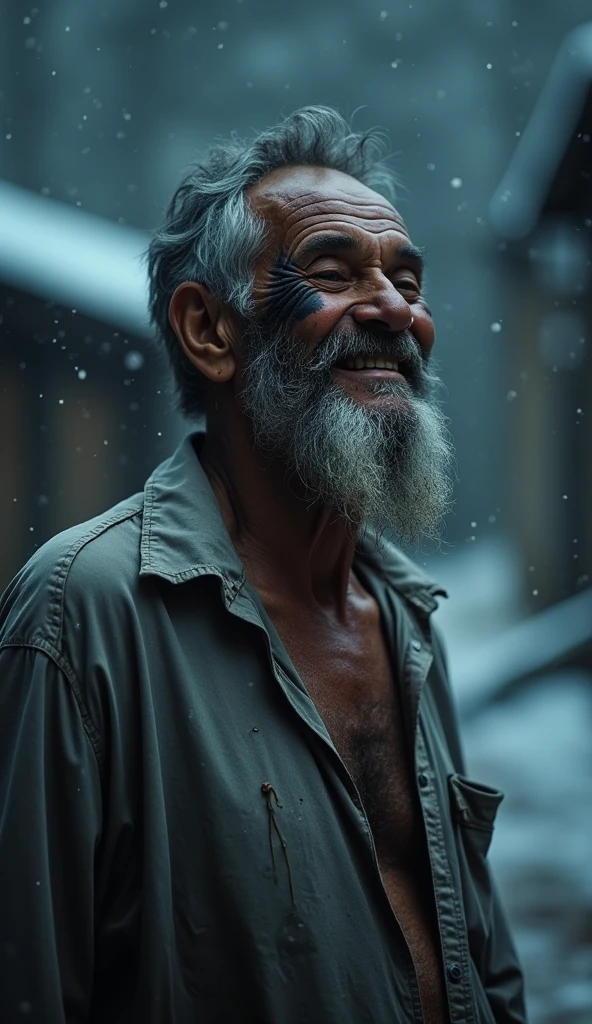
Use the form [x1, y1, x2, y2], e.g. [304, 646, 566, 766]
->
[351, 280, 413, 333]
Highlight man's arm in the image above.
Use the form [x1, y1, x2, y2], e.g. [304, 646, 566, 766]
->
[0, 644, 102, 1023]
[430, 622, 528, 1024]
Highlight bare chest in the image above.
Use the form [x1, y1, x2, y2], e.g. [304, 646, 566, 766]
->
[275, 619, 423, 870]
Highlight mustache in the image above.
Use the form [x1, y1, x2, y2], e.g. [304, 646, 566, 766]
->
[242, 320, 429, 395]
[309, 327, 425, 382]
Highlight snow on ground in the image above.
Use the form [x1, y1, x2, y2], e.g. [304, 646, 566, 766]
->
[463, 671, 592, 1024]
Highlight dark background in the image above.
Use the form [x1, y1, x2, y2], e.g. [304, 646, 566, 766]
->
[1, 3, 591, 1020]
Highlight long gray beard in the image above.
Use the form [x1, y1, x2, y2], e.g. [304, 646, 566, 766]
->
[238, 322, 456, 545]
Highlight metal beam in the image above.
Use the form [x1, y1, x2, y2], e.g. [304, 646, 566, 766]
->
[489, 22, 592, 240]
[456, 587, 592, 718]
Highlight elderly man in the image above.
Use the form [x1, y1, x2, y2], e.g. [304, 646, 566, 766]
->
[0, 107, 525, 1024]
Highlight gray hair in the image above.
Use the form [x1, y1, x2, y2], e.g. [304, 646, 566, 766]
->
[146, 106, 399, 420]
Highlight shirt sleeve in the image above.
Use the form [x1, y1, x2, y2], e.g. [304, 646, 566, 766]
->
[481, 875, 529, 1024]
[0, 644, 102, 1024]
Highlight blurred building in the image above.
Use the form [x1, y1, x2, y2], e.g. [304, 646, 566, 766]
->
[0, 181, 183, 586]
[490, 23, 592, 609]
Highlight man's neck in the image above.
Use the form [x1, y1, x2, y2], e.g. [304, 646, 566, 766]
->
[199, 424, 361, 622]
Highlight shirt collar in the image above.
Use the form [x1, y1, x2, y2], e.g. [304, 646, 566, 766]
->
[355, 531, 448, 615]
[139, 430, 245, 589]
[139, 429, 447, 611]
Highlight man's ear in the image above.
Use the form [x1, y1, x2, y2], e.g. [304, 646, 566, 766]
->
[168, 282, 238, 383]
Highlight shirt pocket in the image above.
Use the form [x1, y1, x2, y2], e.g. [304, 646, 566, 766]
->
[448, 773, 505, 965]
[448, 772, 504, 858]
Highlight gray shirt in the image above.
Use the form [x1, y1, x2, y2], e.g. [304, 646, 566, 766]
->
[0, 431, 526, 1023]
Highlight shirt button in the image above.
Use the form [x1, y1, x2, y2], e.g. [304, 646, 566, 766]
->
[418, 773, 428, 788]
[412, 640, 422, 651]
[446, 963, 462, 983]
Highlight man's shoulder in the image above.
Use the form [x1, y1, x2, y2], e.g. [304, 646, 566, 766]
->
[0, 491, 145, 653]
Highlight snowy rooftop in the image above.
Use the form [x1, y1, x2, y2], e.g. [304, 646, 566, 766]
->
[490, 21, 592, 239]
[0, 178, 150, 336]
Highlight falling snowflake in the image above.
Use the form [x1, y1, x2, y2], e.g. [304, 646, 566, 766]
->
[124, 351, 144, 371]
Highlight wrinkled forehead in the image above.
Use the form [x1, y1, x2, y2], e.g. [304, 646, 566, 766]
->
[247, 166, 408, 255]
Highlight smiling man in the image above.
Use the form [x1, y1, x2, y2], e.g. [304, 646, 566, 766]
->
[0, 108, 526, 1024]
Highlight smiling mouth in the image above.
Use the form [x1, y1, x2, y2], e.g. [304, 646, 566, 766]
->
[332, 353, 407, 378]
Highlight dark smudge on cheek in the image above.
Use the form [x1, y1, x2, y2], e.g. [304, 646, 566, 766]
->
[262, 250, 324, 327]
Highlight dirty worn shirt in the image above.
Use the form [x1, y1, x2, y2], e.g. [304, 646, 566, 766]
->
[0, 432, 527, 1024]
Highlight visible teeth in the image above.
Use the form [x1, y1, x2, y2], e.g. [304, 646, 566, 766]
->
[343, 356, 400, 370]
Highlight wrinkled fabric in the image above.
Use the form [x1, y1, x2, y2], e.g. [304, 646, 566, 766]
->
[0, 432, 527, 1024]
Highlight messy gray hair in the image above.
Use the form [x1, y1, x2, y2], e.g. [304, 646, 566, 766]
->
[146, 105, 399, 420]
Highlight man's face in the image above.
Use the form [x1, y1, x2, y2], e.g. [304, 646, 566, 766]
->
[235, 166, 454, 542]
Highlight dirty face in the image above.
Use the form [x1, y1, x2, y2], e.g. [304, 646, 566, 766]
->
[247, 165, 435, 408]
[237, 167, 453, 538]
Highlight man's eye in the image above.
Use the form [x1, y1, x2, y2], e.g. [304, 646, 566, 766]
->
[396, 279, 419, 292]
[312, 271, 347, 282]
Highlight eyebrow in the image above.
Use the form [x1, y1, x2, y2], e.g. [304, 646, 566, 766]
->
[397, 243, 428, 274]
[297, 232, 357, 258]
[296, 233, 428, 275]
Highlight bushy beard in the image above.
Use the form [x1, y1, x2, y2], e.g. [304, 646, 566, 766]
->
[238, 321, 456, 545]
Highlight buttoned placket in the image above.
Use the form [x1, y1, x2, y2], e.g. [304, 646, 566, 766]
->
[272, 652, 426, 1023]
[239, 585, 430, 1021]
[224, 563, 465, 1024]
[408, 635, 479, 1024]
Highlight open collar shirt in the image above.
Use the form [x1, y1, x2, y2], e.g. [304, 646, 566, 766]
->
[0, 432, 526, 1024]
